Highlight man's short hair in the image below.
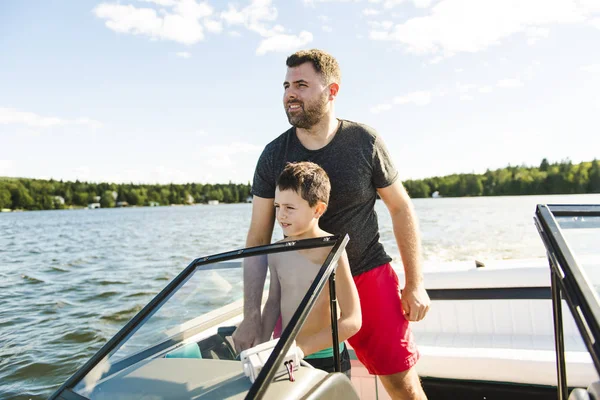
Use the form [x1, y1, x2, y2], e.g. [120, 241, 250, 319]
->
[277, 161, 331, 208]
[286, 49, 341, 85]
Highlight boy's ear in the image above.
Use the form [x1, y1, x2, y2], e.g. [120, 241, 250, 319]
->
[314, 202, 327, 218]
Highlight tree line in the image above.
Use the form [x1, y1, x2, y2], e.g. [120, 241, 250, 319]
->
[402, 158, 600, 198]
[0, 178, 252, 211]
[1, 158, 599, 211]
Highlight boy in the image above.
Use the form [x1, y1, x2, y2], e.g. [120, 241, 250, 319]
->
[259, 161, 361, 376]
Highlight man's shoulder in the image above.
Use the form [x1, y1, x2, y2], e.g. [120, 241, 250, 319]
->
[263, 127, 294, 152]
[340, 119, 380, 140]
[337, 119, 382, 149]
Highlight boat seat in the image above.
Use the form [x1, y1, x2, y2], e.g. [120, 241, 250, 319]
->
[412, 299, 599, 387]
[165, 342, 202, 359]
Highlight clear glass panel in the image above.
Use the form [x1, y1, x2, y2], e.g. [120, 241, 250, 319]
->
[555, 215, 600, 290]
[70, 241, 338, 398]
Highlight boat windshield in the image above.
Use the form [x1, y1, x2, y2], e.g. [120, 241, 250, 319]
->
[535, 204, 600, 399]
[553, 213, 600, 293]
[50, 235, 348, 400]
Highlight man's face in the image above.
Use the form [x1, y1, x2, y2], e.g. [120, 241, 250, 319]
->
[283, 63, 330, 129]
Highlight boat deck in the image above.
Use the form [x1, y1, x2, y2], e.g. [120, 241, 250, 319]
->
[350, 359, 391, 400]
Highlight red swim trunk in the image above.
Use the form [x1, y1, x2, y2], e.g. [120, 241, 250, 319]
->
[347, 263, 420, 376]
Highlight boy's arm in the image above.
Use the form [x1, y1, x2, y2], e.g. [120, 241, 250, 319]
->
[297, 251, 362, 356]
[259, 264, 281, 343]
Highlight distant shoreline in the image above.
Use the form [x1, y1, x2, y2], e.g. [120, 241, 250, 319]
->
[2, 158, 599, 211]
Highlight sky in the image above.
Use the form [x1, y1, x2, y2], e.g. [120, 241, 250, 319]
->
[1, 0, 599, 184]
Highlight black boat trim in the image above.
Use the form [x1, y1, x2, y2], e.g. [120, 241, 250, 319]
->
[428, 286, 551, 300]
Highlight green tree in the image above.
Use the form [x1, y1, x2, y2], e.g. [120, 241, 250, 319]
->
[0, 185, 12, 209]
[589, 159, 600, 193]
[10, 184, 34, 209]
[100, 191, 116, 208]
[404, 180, 430, 198]
[208, 189, 224, 202]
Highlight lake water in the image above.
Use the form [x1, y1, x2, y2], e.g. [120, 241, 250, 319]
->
[1, 193, 600, 399]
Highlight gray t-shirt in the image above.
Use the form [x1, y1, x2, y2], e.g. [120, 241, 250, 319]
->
[252, 119, 398, 276]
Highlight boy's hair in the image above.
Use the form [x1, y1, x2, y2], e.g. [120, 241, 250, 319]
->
[286, 49, 341, 86]
[277, 162, 331, 208]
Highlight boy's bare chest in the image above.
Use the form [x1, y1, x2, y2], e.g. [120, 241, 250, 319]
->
[276, 262, 321, 291]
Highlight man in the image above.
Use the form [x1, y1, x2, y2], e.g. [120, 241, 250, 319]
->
[233, 49, 430, 399]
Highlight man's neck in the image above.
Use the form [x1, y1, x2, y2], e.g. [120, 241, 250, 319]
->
[295, 114, 340, 151]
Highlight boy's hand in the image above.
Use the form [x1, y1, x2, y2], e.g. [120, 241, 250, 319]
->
[233, 316, 261, 353]
[401, 283, 430, 322]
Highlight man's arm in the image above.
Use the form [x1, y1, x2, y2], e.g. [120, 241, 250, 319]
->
[232, 196, 276, 352]
[377, 180, 430, 322]
[259, 265, 281, 343]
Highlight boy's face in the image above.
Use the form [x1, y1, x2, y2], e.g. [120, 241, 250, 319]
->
[274, 187, 321, 237]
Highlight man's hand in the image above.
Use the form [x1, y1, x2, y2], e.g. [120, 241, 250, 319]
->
[232, 316, 261, 353]
[401, 283, 430, 322]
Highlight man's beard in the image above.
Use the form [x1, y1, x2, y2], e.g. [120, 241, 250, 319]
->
[285, 92, 328, 129]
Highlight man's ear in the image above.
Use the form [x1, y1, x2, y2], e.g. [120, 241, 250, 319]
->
[328, 83, 339, 101]
[314, 202, 327, 218]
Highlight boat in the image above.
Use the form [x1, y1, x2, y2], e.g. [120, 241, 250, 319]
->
[50, 205, 600, 399]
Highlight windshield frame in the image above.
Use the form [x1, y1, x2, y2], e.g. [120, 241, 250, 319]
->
[534, 204, 600, 399]
[49, 235, 347, 400]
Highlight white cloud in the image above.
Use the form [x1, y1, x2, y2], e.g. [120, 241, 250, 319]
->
[526, 27, 550, 45]
[394, 90, 432, 105]
[323, 25, 333, 32]
[318, 15, 330, 22]
[428, 55, 444, 64]
[204, 18, 223, 33]
[459, 94, 473, 101]
[221, 0, 278, 37]
[94, 3, 205, 45]
[368, 20, 393, 29]
[172, 0, 212, 20]
[368, 0, 382, 3]
[370, 103, 393, 113]
[497, 78, 523, 88]
[412, 0, 433, 7]
[256, 31, 313, 55]
[176, 51, 191, 58]
[138, 0, 177, 6]
[96, 0, 307, 55]
[0, 108, 102, 129]
[591, 17, 600, 29]
[370, 90, 432, 113]
[304, 0, 361, 4]
[478, 85, 493, 93]
[384, 0, 433, 8]
[228, 30, 242, 37]
[456, 83, 477, 93]
[362, 8, 380, 16]
[221, 0, 310, 53]
[369, 0, 598, 56]
[581, 64, 600, 73]
[580, 0, 600, 13]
